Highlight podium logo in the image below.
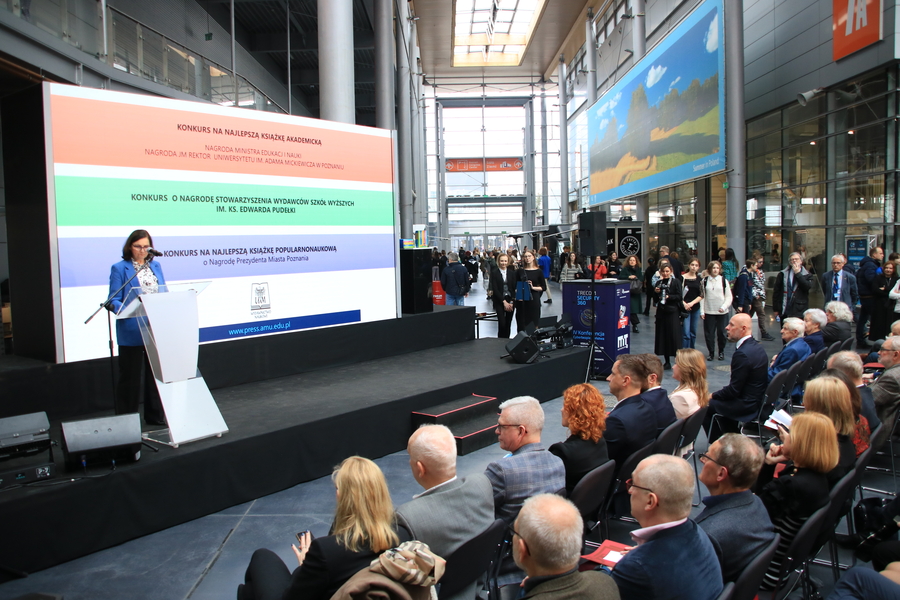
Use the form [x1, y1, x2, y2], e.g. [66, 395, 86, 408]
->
[251, 282, 271, 310]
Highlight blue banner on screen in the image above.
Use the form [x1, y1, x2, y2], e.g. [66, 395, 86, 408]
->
[200, 310, 361, 342]
[588, 0, 725, 205]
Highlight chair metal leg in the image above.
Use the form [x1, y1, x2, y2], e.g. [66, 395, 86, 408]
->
[691, 450, 701, 507]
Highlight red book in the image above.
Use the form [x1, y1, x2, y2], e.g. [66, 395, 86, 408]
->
[581, 539, 632, 568]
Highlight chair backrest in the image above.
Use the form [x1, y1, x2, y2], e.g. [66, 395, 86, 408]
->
[809, 348, 829, 379]
[826, 341, 841, 357]
[868, 422, 890, 456]
[814, 469, 858, 550]
[653, 418, 686, 455]
[438, 518, 507, 600]
[615, 441, 657, 493]
[767, 503, 830, 593]
[779, 361, 804, 399]
[716, 582, 735, 600]
[765, 370, 790, 410]
[679, 405, 710, 452]
[731, 533, 781, 600]
[568, 460, 616, 523]
[839, 337, 854, 351]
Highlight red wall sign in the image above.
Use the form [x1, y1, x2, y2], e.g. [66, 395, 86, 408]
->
[444, 158, 523, 172]
[833, 0, 883, 61]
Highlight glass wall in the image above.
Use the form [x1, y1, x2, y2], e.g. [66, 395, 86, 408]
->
[745, 68, 898, 307]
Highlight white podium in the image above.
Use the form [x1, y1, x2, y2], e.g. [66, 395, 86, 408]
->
[117, 281, 228, 447]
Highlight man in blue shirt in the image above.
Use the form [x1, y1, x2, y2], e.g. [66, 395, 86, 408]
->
[440, 251, 471, 306]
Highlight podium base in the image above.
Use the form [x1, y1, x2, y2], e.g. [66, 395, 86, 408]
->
[153, 376, 228, 447]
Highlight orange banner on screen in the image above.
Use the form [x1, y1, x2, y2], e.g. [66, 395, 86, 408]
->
[833, 0, 883, 61]
[48, 93, 393, 184]
[444, 158, 523, 172]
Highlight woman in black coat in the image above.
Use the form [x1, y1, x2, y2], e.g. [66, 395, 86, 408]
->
[653, 260, 683, 370]
[515, 249, 546, 331]
[549, 383, 610, 495]
[870, 260, 898, 341]
[489, 253, 517, 339]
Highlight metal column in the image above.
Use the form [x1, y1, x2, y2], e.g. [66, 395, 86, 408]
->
[724, 0, 746, 261]
[318, 0, 355, 123]
[632, 0, 646, 59]
[374, 0, 394, 129]
[541, 84, 549, 227]
[396, 0, 413, 237]
[230, 0, 238, 105]
[525, 99, 536, 248]
[558, 56, 570, 226]
[585, 10, 597, 106]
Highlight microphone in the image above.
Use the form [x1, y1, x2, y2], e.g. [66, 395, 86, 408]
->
[146, 247, 163, 257]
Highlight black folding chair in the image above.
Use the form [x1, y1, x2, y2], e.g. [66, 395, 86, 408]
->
[779, 361, 804, 405]
[808, 347, 829, 379]
[761, 504, 830, 600]
[653, 418, 686, 456]
[439, 518, 506, 600]
[839, 337, 854, 351]
[600, 441, 656, 537]
[810, 470, 861, 582]
[568, 460, 616, 534]
[826, 341, 841, 357]
[716, 582, 735, 600]
[679, 405, 710, 506]
[731, 534, 781, 600]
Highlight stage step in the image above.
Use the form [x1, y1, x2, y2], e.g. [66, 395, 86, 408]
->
[411, 394, 499, 456]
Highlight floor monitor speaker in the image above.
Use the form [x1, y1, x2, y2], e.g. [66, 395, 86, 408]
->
[505, 331, 539, 364]
[61, 413, 142, 469]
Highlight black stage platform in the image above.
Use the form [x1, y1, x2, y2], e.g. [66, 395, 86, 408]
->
[0, 323, 589, 576]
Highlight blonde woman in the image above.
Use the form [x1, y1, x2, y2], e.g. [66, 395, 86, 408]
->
[240, 457, 404, 600]
[804, 376, 858, 484]
[669, 348, 710, 420]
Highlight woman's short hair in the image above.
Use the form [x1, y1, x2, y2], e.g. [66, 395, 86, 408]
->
[790, 412, 840, 474]
[804, 376, 856, 436]
[706, 260, 723, 273]
[562, 383, 607, 443]
[673, 349, 709, 407]
[626, 255, 640, 266]
[824, 301, 853, 323]
[331, 456, 399, 553]
[539, 247, 548, 256]
[121, 229, 153, 261]
[804, 309, 827, 329]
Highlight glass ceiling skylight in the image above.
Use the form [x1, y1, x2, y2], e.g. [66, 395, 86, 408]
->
[452, 0, 545, 67]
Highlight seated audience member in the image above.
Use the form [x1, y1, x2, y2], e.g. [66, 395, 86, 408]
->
[239, 457, 405, 600]
[396, 425, 494, 600]
[604, 355, 657, 470]
[696, 434, 776, 583]
[804, 376, 858, 484]
[826, 565, 900, 600]
[511, 494, 620, 600]
[820, 368, 871, 456]
[669, 348, 709, 420]
[705, 314, 769, 442]
[609, 455, 723, 600]
[872, 337, 900, 424]
[822, 301, 854, 345]
[828, 351, 881, 429]
[768, 317, 811, 382]
[803, 308, 828, 353]
[549, 384, 610, 495]
[637, 354, 677, 434]
[486, 396, 565, 524]
[754, 413, 838, 591]
[486, 396, 565, 588]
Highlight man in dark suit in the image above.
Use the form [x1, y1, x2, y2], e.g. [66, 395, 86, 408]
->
[773, 252, 814, 319]
[705, 313, 769, 442]
[610, 455, 723, 600]
[872, 337, 900, 425]
[696, 434, 775, 583]
[857, 246, 884, 348]
[822, 254, 859, 308]
[605, 355, 657, 470]
[396, 425, 494, 600]
[658, 245, 683, 276]
[638, 354, 677, 434]
[512, 494, 619, 600]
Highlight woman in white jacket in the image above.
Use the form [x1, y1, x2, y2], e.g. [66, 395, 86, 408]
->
[700, 261, 733, 361]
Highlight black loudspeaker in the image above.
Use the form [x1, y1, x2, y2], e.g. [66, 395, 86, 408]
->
[0, 411, 51, 459]
[399, 248, 434, 314]
[578, 211, 607, 257]
[505, 331, 539, 364]
[544, 225, 560, 254]
[61, 413, 142, 469]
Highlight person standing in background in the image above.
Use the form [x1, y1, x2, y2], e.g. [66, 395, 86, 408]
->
[537, 247, 553, 305]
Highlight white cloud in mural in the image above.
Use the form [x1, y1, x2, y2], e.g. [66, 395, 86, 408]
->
[646, 65, 667, 88]
[705, 14, 719, 52]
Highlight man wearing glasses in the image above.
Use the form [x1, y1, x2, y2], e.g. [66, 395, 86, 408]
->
[695, 434, 775, 583]
[872, 337, 900, 424]
[609, 455, 722, 600]
[510, 494, 619, 600]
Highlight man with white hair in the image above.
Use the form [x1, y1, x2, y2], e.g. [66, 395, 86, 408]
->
[828, 351, 880, 428]
[872, 337, 900, 424]
[803, 308, 828, 353]
[486, 396, 565, 523]
[822, 301, 854, 345]
[823, 254, 859, 308]
[396, 425, 494, 600]
[609, 455, 722, 600]
[512, 494, 619, 599]
[773, 252, 814, 319]
[768, 317, 811, 382]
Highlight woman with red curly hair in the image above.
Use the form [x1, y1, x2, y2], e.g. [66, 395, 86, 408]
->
[549, 383, 610, 494]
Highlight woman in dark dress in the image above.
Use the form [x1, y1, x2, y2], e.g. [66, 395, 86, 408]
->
[549, 383, 610, 495]
[870, 260, 898, 341]
[754, 412, 837, 591]
[653, 260, 683, 370]
[240, 457, 404, 600]
[618, 255, 643, 333]
[606, 252, 622, 279]
[515, 249, 546, 331]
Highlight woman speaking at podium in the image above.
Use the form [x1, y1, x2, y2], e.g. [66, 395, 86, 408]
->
[108, 229, 167, 425]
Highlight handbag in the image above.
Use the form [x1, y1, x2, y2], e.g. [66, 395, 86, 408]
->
[630, 278, 643, 294]
[854, 497, 892, 536]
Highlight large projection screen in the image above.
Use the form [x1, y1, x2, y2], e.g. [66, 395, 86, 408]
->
[44, 83, 398, 363]
[588, 0, 725, 205]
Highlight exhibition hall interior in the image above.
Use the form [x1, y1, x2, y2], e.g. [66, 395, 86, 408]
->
[1, 0, 899, 599]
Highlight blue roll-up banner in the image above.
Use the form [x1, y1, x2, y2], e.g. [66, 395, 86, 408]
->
[562, 279, 631, 376]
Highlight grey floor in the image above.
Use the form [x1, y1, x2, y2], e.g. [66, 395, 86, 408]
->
[0, 281, 889, 600]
